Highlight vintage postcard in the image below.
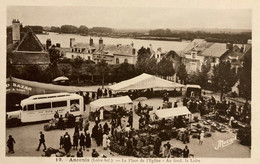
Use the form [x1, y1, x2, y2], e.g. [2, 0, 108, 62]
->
[1, 0, 260, 164]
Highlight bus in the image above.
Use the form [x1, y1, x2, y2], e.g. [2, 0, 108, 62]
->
[7, 93, 84, 123]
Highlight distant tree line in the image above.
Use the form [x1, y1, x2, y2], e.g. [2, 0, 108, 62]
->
[149, 29, 251, 44]
[48, 25, 113, 34]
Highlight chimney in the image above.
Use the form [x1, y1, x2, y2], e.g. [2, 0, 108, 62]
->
[99, 38, 103, 49]
[90, 37, 94, 46]
[226, 43, 233, 51]
[46, 39, 51, 50]
[131, 42, 134, 47]
[70, 38, 75, 48]
[12, 19, 20, 44]
[240, 44, 244, 53]
[132, 48, 136, 55]
[56, 43, 61, 47]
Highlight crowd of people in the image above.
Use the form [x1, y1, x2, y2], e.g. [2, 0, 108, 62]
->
[183, 95, 251, 126]
[6, 88, 251, 158]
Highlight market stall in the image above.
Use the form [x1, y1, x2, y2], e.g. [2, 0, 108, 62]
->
[89, 96, 133, 120]
[155, 106, 192, 120]
[109, 73, 185, 91]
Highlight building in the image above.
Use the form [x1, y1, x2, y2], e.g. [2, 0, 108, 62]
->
[181, 39, 228, 73]
[7, 19, 50, 68]
[220, 42, 252, 71]
[93, 43, 137, 64]
[63, 37, 137, 65]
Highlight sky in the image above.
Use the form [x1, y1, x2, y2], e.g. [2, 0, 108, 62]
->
[7, 6, 252, 30]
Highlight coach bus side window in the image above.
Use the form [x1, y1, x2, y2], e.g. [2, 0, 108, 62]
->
[36, 103, 51, 110]
[70, 99, 80, 112]
[27, 104, 35, 111]
[52, 101, 67, 108]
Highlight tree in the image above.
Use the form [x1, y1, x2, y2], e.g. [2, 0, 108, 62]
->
[60, 25, 78, 34]
[48, 47, 63, 66]
[70, 56, 84, 83]
[197, 62, 211, 88]
[211, 61, 237, 100]
[20, 65, 44, 82]
[97, 59, 108, 88]
[113, 63, 136, 82]
[77, 25, 88, 34]
[85, 63, 96, 82]
[177, 63, 188, 84]
[135, 47, 153, 74]
[238, 53, 251, 100]
[157, 57, 175, 78]
[42, 64, 62, 83]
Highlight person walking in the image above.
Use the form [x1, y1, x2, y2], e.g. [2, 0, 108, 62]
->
[84, 120, 90, 136]
[72, 134, 79, 150]
[63, 132, 72, 154]
[163, 142, 171, 158]
[36, 131, 46, 151]
[59, 115, 65, 130]
[59, 136, 64, 149]
[199, 131, 204, 145]
[85, 131, 91, 149]
[7, 135, 15, 153]
[109, 89, 112, 98]
[99, 107, 104, 121]
[153, 138, 161, 156]
[182, 145, 190, 158]
[102, 133, 108, 150]
[103, 122, 109, 134]
[79, 133, 86, 151]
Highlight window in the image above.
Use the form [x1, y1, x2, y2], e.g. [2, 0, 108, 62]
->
[27, 104, 34, 111]
[124, 59, 128, 63]
[192, 52, 196, 59]
[70, 99, 80, 112]
[116, 58, 119, 64]
[190, 62, 197, 71]
[88, 56, 91, 60]
[72, 49, 74, 52]
[212, 58, 216, 63]
[36, 103, 51, 110]
[52, 101, 67, 108]
[72, 55, 74, 58]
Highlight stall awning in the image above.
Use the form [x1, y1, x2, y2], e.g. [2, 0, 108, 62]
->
[6, 76, 97, 95]
[90, 96, 133, 108]
[109, 73, 185, 91]
[155, 106, 191, 119]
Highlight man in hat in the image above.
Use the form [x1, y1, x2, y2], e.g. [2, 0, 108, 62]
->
[36, 131, 46, 151]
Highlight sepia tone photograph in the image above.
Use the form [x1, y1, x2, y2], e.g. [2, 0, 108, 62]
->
[4, 1, 256, 161]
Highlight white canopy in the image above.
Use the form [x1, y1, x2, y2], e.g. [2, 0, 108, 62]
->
[155, 106, 191, 119]
[109, 73, 185, 91]
[90, 96, 133, 108]
[53, 76, 69, 82]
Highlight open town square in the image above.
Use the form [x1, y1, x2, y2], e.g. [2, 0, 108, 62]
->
[5, 3, 254, 160]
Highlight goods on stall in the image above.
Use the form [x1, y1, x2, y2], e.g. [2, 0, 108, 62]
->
[170, 148, 183, 157]
[204, 132, 212, 138]
[237, 127, 251, 146]
[43, 147, 66, 157]
[44, 115, 75, 131]
[162, 102, 172, 109]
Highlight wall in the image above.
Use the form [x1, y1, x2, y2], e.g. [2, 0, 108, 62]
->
[113, 55, 137, 65]
[65, 52, 93, 60]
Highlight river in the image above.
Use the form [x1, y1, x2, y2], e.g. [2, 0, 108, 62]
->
[37, 32, 190, 52]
